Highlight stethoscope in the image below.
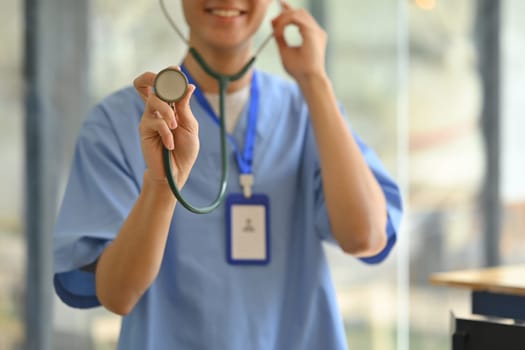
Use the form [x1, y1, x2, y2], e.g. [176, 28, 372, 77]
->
[154, 0, 280, 214]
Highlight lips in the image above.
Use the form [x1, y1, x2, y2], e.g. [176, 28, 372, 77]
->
[206, 8, 246, 18]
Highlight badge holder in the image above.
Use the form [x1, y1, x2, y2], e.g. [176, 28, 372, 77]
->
[226, 177, 270, 265]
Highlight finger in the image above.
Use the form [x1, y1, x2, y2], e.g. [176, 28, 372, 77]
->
[274, 13, 321, 51]
[272, 12, 296, 41]
[176, 83, 195, 110]
[134, 72, 156, 102]
[174, 84, 198, 129]
[146, 94, 177, 129]
[272, 8, 316, 37]
[148, 118, 175, 150]
[272, 18, 302, 50]
[156, 119, 175, 150]
[280, 1, 292, 11]
[273, 25, 291, 51]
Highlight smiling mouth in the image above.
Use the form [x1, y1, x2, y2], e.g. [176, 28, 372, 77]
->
[206, 8, 246, 18]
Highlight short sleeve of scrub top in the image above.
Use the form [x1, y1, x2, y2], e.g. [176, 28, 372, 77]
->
[53, 89, 143, 308]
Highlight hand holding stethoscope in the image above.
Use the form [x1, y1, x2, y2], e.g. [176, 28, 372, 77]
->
[133, 68, 199, 189]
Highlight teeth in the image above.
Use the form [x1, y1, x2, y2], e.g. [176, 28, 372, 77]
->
[211, 9, 241, 17]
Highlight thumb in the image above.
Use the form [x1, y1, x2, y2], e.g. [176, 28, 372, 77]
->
[174, 84, 197, 127]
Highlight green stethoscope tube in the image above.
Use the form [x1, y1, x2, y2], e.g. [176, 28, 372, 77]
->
[163, 48, 256, 214]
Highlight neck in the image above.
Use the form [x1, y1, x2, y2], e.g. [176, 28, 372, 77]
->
[182, 43, 254, 94]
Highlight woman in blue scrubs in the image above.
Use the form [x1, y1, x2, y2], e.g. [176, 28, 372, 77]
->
[53, 1, 403, 349]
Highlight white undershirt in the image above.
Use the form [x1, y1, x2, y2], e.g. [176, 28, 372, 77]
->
[204, 84, 251, 134]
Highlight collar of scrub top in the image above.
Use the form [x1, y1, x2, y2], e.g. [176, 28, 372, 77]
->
[180, 64, 260, 181]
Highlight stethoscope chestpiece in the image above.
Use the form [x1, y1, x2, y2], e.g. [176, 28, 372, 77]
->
[154, 68, 189, 104]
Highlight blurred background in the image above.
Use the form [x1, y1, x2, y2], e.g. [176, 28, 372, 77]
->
[1, 0, 524, 349]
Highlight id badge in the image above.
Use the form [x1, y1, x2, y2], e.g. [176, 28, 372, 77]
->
[226, 193, 270, 265]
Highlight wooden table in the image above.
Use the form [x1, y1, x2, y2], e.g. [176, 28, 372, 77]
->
[430, 265, 525, 350]
[430, 264, 525, 320]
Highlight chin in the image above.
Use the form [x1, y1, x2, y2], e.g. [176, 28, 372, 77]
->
[209, 37, 251, 52]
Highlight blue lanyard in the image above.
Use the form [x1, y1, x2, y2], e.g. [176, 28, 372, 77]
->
[180, 65, 259, 175]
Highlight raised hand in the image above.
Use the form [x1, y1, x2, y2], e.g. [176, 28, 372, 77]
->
[271, 2, 328, 86]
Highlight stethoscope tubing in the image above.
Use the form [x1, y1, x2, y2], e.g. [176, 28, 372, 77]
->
[158, 0, 275, 213]
[163, 48, 256, 214]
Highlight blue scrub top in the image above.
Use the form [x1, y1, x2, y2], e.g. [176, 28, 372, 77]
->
[54, 70, 402, 350]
